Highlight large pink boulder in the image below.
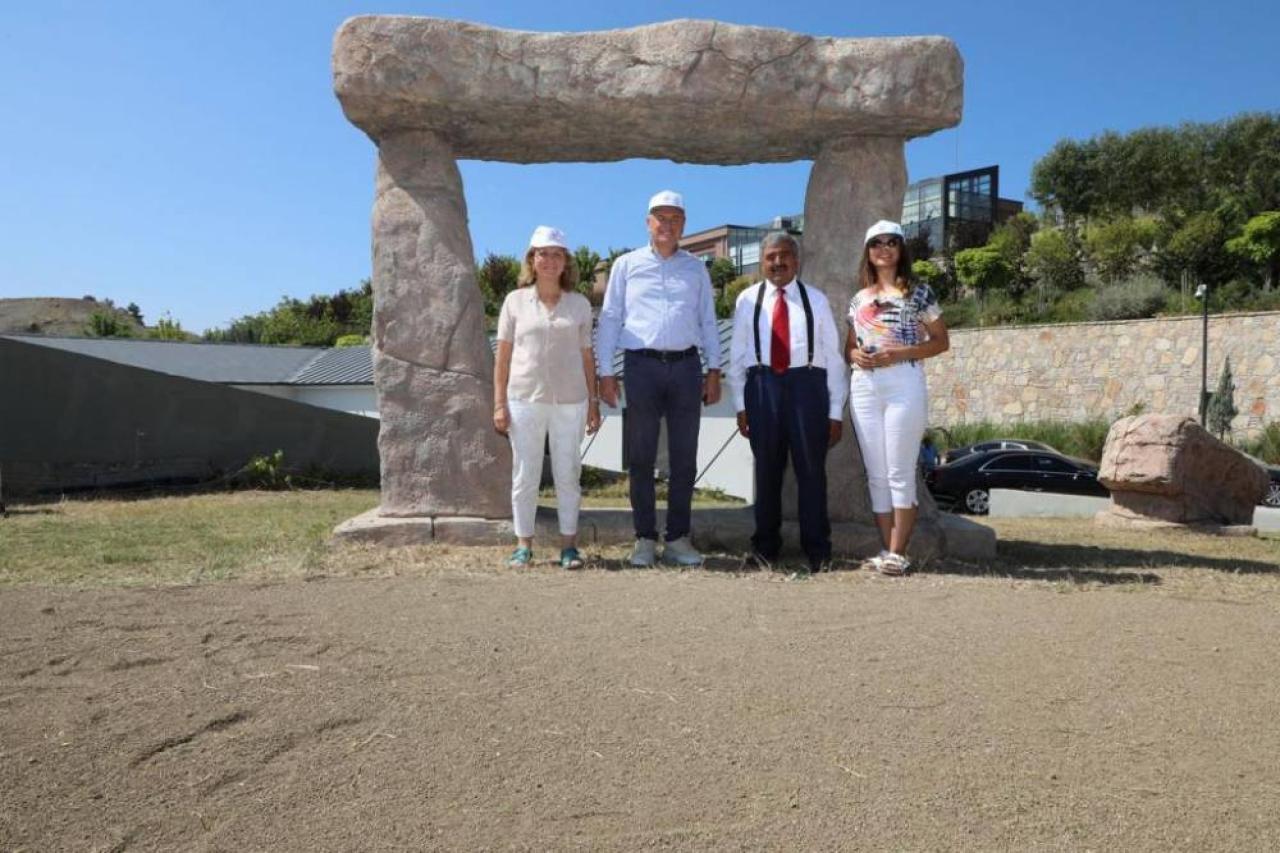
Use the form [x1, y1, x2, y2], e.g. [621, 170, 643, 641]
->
[1098, 414, 1268, 526]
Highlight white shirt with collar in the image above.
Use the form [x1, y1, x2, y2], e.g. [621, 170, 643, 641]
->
[726, 278, 848, 421]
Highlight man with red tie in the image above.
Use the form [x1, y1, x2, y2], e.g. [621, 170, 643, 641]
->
[725, 232, 848, 572]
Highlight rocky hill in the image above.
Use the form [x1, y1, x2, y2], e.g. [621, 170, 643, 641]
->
[0, 297, 143, 337]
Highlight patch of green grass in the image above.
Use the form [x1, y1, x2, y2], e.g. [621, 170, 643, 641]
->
[0, 490, 378, 587]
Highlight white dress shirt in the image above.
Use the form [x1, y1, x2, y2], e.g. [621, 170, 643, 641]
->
[595, 245, 721, 376]
[726, 278, 849, 420]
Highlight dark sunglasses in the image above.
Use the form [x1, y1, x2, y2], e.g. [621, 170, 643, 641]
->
[868, 237, 901, 249]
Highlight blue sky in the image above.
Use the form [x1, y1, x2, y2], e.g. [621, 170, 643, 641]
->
[2, 0, 1277, 334]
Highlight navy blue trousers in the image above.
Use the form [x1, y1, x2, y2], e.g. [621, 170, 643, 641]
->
[744, 366, 832, 562]
[623, 351, 703, 541]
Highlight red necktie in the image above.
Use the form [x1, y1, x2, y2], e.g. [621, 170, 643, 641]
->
[770, 287, 790, 375]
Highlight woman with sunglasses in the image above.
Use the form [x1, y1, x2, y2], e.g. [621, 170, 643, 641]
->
[493, 226, 602, 570]
[846, 221, 950, 575]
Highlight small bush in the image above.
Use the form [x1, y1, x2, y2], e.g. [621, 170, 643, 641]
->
[238, 450, 292, 490]
[1088, 273, 1169, 321]
[1241, 422, 1280, 465]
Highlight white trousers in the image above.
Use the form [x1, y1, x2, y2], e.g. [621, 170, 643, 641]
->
[849, 363, 928, 513]
[507, 399, 588, 539]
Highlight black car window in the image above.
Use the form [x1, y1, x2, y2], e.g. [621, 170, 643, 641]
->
[1034, 456, 1077, 473]
[980, 454, 1035, 472]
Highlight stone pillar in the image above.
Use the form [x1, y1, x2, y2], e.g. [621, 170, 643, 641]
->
[371, 130, 510, 518]
[798, 136, 911, 523]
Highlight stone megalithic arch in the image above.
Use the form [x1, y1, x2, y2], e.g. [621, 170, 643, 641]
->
[331, 17, 973, 551]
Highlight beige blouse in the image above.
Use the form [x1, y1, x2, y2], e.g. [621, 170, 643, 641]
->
[497, 288, 594, 404]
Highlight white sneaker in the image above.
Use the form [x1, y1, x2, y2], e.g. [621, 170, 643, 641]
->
[630, 538, 657, 567]
[661, 536, 704, 566]
[863, 549, 891, 573]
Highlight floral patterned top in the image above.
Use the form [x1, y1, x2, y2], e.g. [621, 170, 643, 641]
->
[847, 283, 942, 353]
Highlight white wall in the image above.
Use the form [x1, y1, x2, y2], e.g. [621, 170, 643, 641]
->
[232, 385, 378, 419]
[580, 394, 755, 501]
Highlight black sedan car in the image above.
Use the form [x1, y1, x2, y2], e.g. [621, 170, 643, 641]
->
[942, 439, 1058, 465]
[927, 449, 1109, 514]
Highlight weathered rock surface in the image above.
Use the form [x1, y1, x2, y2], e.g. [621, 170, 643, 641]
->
[800, 136, 911, 523]
[370, 130, 510, 518]
[333, 17, 962, 163]
[1098, 414, 1268, 526]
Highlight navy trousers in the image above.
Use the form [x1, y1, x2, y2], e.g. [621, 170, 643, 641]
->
[623, 351, 703, 541]
[744, 366, 832, 562]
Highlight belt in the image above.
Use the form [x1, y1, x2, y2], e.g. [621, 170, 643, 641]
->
[628, 346, 698, 363]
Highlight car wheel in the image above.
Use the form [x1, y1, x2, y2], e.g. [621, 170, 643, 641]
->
[963, 488, 990, 515]
[1265, 482, 1280, 508]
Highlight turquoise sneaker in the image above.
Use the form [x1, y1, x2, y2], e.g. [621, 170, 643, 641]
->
[559, 547, 584, 570]
[507, 547, 533, 568]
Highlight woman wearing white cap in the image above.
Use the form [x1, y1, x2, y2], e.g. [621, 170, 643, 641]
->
[846, 220, 949, 575]
[494, 226, 602, 569]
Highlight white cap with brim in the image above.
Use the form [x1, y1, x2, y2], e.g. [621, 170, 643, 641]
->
[528, 225, 569, 250]
[864, 220, 905, 244]
[648, 190, 685, 212]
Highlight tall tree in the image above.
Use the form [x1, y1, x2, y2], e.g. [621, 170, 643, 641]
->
[476, 252, 521, 317]
[1025, 228, 1085, 294]
[1206, 357, 1238, 440]
[953, 247, 1014, 299]
[1226, 211, 1280, 291]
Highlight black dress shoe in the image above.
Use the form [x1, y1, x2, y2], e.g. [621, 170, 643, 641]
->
[807, 557, 832, 574]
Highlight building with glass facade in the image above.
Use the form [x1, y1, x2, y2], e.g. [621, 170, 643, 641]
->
[902, 166, 1021, 256]
[680, 166, 1020, 283]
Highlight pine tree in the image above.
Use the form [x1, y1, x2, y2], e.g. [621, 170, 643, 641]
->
[1206, 357, 1238, 441]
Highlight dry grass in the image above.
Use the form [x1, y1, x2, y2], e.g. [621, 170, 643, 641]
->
[2, 491, 1276, 592]
[960, 516, 1280, 599]
[0, 490, 378, 587]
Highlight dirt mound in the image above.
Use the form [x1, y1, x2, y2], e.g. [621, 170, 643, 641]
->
[0, 297, 142, 336]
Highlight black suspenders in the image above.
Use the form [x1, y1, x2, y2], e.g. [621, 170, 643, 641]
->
[753, 280, 815, 369]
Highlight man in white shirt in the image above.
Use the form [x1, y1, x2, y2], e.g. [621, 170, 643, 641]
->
[596, 190, 722, 567]
[726, 232, 848, 572]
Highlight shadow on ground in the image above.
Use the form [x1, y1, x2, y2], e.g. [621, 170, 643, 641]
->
[928, 537, 1279, 585]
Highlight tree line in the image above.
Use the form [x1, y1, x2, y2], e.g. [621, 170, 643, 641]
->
[95, 111, 1279, 345]
[942, 112, 1280, 327]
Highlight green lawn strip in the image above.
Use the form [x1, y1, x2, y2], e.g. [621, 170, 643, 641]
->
[0, 490, 378, 587]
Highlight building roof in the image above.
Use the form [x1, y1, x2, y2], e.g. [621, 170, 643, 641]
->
[1, 334, 373, 385]
[289, 345, 375, 385]
[5, 320, 737, 388]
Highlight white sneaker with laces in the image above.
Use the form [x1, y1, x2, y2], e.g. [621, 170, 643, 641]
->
[630, 538, 657, 567]
[661, 536, 704, 566]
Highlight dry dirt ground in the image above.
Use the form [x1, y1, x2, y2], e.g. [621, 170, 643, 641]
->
[4, 536, 1280, 851]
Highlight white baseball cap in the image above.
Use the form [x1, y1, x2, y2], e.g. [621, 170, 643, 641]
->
[528, 225, 569, 250]
[864, 220, 905, 244]
[647, 190, 685, 212]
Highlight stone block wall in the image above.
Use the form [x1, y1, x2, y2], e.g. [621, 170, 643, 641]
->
[925, 311, 1280, 438]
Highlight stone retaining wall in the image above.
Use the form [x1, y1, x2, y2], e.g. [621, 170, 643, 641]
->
[925, 311, 1280, 438]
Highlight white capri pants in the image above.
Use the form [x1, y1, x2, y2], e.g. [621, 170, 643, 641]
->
[849, 363, 929, 513]
[507, 398, 588, 539]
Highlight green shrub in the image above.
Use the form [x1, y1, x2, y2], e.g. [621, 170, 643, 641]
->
[1240, 422, 1280, 465]
[1043, 287, 1094, 323]
[239, 450, 292, 490]
[716, 274, 756, 318]
[936, 416, 1118, 463]
[335, 334, 367, 348]
[1088, 273, 1169, 321]
[942, 297, 980, 329]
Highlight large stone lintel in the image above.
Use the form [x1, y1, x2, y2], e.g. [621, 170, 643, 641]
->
[334, 17, 963, 163]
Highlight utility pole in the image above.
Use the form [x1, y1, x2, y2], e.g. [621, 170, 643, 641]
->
[1196, 282, 1210, 424]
